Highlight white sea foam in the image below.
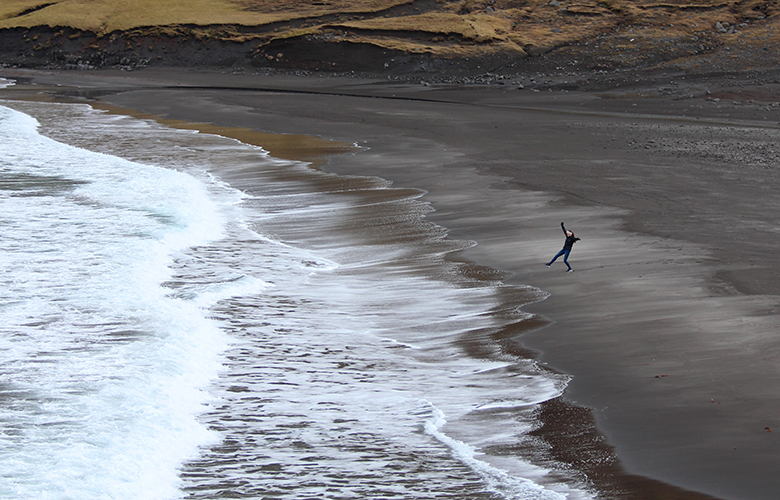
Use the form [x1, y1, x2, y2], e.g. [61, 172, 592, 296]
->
[0, 104, 233, 499]
[425, 405, 570, 500]
[190, 275, 271, 309]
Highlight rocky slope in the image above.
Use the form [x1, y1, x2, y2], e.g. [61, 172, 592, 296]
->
[1, 0, 780, 83]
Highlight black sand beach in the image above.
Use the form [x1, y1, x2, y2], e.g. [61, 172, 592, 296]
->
[3, 67, 780, 500]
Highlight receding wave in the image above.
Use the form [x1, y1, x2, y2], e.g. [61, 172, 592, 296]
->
[0, 100, 593, 499]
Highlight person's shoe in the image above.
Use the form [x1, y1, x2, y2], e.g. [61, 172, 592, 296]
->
[566, 269, 574, 272]
[545, 263, 551, 267]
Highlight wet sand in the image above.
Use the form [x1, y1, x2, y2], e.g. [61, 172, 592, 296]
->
[3, 67, 780, 500]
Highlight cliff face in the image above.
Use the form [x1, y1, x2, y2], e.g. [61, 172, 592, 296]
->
[1, 0, 780, 78]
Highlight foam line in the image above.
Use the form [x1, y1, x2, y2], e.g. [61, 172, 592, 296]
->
[424, 404, 574, 500]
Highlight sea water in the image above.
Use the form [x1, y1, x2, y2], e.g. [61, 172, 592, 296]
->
[0, 93, 594, 499]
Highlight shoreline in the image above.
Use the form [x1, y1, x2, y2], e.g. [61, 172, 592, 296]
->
[3, 67, 780, 499]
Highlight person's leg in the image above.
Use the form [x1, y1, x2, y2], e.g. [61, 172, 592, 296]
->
[547, 248, 565, 266]
[562, 248, 572, 271]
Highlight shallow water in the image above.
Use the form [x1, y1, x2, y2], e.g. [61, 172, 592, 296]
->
[0, 96, 593, 499]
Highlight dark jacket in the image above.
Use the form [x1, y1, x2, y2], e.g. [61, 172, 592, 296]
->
[561, 223, 580, 250]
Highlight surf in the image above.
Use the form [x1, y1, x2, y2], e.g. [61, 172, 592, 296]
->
[0, 98, 594, 500]
[0, 103, 235, 499]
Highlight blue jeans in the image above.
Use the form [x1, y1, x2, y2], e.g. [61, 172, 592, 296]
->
[548, 248, 571, 270]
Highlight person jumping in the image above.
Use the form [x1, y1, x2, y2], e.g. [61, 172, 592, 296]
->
[546, 222, 580, 272]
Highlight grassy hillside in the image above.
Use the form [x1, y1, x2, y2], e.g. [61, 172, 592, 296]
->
[2, 0, 780, 76]
[0, 0, 415, 32]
